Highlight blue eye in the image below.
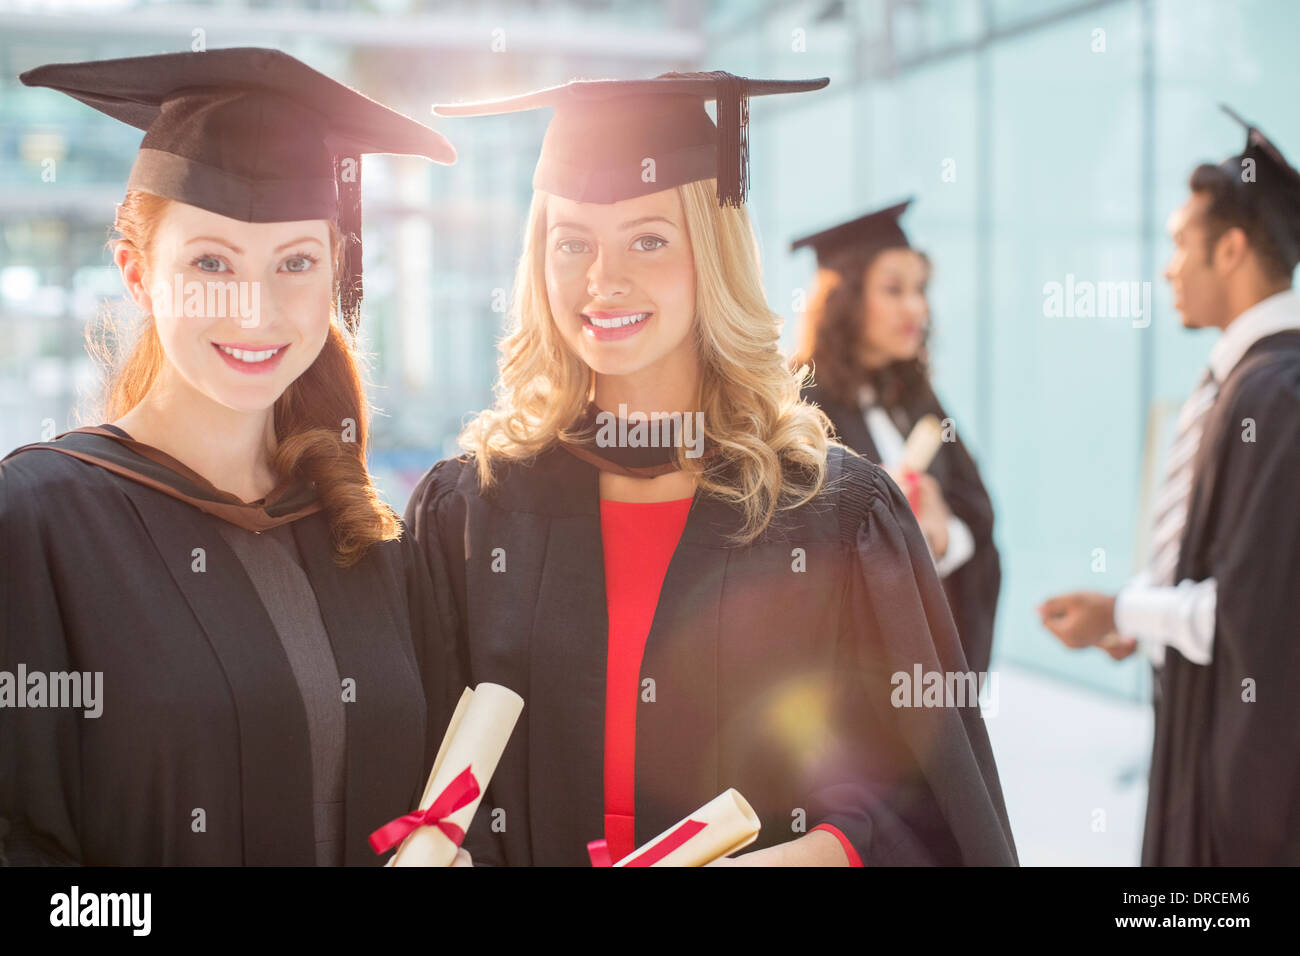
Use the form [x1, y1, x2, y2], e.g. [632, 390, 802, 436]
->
[281, 254, 319, 273]
[191, 255, 228, 273]
[633, 235, 667, 251]
[557, 239, 589, 255]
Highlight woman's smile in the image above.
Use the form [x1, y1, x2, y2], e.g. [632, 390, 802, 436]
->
[581, 309, 653, 341]
[211, 341, 291, 375]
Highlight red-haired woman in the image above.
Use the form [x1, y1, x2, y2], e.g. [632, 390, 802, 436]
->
[0, 50, 463, 866]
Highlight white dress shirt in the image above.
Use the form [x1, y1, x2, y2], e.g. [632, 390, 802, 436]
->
[1117, 288, 1300, 665]
[859, 392, 976, 578]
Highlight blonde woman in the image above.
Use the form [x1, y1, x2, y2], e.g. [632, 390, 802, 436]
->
[407, 73, 1017, 866]
[1, 50, 464, 866]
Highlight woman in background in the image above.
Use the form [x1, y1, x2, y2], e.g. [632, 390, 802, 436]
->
[793, 200, 1002, 676]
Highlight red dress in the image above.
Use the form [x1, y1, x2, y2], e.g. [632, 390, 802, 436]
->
[599, 496, 862, 867]
[600, 497, 693, 862]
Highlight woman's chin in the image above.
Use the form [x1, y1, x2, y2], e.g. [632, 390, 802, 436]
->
[583, 354, 665, 380]
[575, 342, 649, 379]
[202, 381, 289, 415]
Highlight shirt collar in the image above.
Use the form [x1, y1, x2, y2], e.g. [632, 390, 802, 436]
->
[1209, 287, 1300, 382]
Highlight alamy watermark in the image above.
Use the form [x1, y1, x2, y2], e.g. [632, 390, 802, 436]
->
[149, 274, 262, 327]
[1042, 274, 1152, 328]
[594, 403, 705, 458]
[891, 665, 998, 718]
[1, 665, 102, 718]
[50, 886, 150, 935]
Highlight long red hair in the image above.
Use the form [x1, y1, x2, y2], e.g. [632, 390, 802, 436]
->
[91, 190, 399, 567]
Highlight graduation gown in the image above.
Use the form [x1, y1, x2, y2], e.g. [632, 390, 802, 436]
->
[0, 427, 459, 865]
[1141, 330, 1300, 866]
[802, 381, 1002, 676]
[405, 441, 1017, 866]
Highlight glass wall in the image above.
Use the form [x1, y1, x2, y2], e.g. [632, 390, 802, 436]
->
[719, 0, 1300, 697]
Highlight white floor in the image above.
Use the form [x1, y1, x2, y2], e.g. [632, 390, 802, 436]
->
[982, 664, 1152, 866]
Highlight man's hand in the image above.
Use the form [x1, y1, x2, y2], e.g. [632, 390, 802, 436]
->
[1099, 632, 1139, 660]
[1038, 591, 1119, 648]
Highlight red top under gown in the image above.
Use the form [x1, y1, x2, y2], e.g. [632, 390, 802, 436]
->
[599, 496, 862, 866]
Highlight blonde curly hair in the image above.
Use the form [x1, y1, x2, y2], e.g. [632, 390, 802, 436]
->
[459, 178, 836, 544]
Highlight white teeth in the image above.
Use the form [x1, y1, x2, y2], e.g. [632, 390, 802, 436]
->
[219, 345, 280, 363]
[587, 312, 649, 329]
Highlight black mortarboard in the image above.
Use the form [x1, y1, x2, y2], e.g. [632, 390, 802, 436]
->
[1217, 104, 1300, 270]
[433, 71, 828, 207]
[789, 198, 914, 268]
[20, 48, 456, 332]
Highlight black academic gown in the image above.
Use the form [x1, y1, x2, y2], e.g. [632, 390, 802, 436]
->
[1141, 330, 1300, 866]
[405, 441, 1017, 866]
[802, 381, 1002, 676]
[0, 428, 459, 865]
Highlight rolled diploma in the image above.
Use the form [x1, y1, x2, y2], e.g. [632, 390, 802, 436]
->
[901, 414, 944, 474]
[615, 788, 761, 867]
[390, 682, 524, 867]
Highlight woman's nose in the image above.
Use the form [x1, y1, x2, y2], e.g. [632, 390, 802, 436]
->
[587, 251, 630, 298]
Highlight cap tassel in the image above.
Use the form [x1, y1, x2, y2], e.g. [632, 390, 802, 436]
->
[709, 71, 749, 207]
[337, 154, 363, 335]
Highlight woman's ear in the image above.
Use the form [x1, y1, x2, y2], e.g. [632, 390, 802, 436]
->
[113, 242, 154, 315]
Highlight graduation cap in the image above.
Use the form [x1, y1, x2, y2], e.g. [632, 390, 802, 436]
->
[789, 198, 915, 268]
[19, 47, 456, 333]
[433, 71, 828, 207]
[1217, 104, 1300, 271]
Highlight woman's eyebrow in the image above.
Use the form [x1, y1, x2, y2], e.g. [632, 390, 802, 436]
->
[185, 236, 243, 254]
[274, 236, 325, 253]
[619, 215, 675, 230]
[548, 216, 677, 233]
[181, 235, 325, 253]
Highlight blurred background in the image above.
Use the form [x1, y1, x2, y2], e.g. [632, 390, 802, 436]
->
[2, 0, 1295, 863]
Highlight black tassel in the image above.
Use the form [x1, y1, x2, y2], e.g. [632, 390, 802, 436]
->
[709, 71, 749, 207]
[336, 154, 363, 335]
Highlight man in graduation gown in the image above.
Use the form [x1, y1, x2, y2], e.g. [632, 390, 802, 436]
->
[1040, 106, 1300, 865]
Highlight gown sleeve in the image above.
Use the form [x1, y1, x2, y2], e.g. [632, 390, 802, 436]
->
[0, 454, 84, 865]
[402, 455, 506, 866]
[927, 397, 1002, 676]
[804, 453, 1018, 865]
[396, 504, 465, 813]
[1202, 365, 1300, 863]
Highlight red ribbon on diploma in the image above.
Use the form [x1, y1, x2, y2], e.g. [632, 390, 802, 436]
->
[903, 469, 921, 515]
[369, 765, 480, 855]
[587, 818, 708, 867]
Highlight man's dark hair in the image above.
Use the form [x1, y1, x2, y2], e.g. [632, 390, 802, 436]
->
[1188, 162, 1295, 282]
